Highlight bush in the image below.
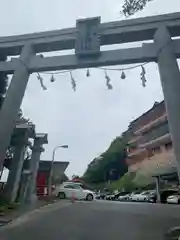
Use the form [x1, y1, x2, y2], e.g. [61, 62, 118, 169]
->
[109, 172, 137, 191]
[133, 171, 155, 187]
[0, 200, 19, 213]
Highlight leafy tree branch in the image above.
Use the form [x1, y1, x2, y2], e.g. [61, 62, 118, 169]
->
[121, 0, 153, 16]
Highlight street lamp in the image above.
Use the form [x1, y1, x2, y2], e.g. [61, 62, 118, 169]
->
[48, 144, 68, 196]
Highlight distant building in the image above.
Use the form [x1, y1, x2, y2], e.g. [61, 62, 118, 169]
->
[126, 101, 177, 179]
[3, 158, 69, 196]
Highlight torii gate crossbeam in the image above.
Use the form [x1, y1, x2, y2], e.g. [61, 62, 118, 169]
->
[0, 12, 180, 180]
[1, 12, 180, 55]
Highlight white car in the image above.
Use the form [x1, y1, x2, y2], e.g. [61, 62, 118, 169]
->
[130, 192, 142, 201]
[167, 194, 180, 204]
[136, 191, 155, 202]
[130, 191, 154, 202]
[118, 194, 130, 201]
[56, 182, 95, 201]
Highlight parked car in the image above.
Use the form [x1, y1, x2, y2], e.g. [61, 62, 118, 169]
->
[161, 189, 180, 203]
[104, 191, 126, 201]
[146, 189, 180, 203]
[105, 194, 115, 200]
[118, 193, 131, 201]
[127, 190, 156, 202]
[130, 191, 142, 201]
[56, 182, 95, 201]
[136, 191, 157, 202]
[134, 191, 149, 202]
[96, 193, 106, 200]
[112, 192, 130, 201]
[167, 194, 180, 204]
[105, 193, 118, 201]
[147, 192, 157, 203]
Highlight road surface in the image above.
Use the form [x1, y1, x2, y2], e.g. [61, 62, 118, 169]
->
[1, 200, 180, 240]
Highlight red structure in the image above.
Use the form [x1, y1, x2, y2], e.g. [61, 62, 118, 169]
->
[36, 160, 69, 196]
[36, 172, 47, 196]
[3, 158, 69, 197]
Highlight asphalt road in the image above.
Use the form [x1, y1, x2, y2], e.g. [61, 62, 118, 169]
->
[1, 200, 180, 240]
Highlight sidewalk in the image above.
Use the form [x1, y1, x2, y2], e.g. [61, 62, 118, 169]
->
[0, 197, 61, 226]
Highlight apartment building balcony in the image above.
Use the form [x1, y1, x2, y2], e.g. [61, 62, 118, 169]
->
[128, 136, 141, 145]
[134, 114, 167, 135]
[127, 148, 147, 158]
[139, 123, 170, 149]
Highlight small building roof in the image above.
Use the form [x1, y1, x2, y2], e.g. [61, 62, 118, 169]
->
[38, 160, 69, 179]
[3, 158, 69, 177]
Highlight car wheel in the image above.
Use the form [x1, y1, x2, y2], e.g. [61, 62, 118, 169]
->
[58, 192, 66, 199]
[86, 194, 93, 201]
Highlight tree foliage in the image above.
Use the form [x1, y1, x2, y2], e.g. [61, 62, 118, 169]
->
[109, 172, 136, 191]
[16, 109, 32, 125]
[72, 175, 80, 180]
[121, 0, 153, 16]
[83, 136, 128, 184]
[53, 173, 69, 185]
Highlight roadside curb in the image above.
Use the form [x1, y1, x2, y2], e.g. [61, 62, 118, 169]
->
[0, 200, 71, 230]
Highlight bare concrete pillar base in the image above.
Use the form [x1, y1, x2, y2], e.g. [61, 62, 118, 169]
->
[3, 130, 28, 203]
[25, 134, 48, 204]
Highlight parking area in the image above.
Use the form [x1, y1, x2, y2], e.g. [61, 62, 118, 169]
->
[96, 189, 180, 205]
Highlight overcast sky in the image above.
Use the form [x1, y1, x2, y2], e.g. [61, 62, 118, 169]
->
[0, 0, 179, 178]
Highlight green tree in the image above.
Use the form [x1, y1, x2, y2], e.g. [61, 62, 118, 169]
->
[83, 136, 128, 184]
[121, 0, 152, 16]
[109, 172, 136, 191]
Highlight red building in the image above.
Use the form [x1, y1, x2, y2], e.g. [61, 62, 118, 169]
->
[3, 158, 69, 196]
[36, 160, 69, 195]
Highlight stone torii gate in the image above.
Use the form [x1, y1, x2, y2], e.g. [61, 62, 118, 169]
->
[0, 12, 180, 177]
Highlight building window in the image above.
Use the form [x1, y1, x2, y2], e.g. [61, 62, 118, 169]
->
[165, 142, 172, 151]
[152, 146, 161, 154]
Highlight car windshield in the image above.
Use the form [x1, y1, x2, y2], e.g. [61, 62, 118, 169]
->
[79, 184, 91, 190]
[64, 184, 82, 190]
[149, 191, 156, 195]
[73, 185, 82, 189]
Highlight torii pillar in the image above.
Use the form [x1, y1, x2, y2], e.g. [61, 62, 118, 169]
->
[25, 133, 48, 203]
[154, 26, 180, 180]
[0, 45, 34, 171]
[3, 127, 29, 203]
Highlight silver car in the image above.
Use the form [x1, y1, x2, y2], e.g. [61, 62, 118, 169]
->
[118, 194, 131, 201]
[167, 194, 180, 204]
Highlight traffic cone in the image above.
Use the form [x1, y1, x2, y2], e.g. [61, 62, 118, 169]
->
[44, 187, 48, 196]
[71, 192, 75, 203]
